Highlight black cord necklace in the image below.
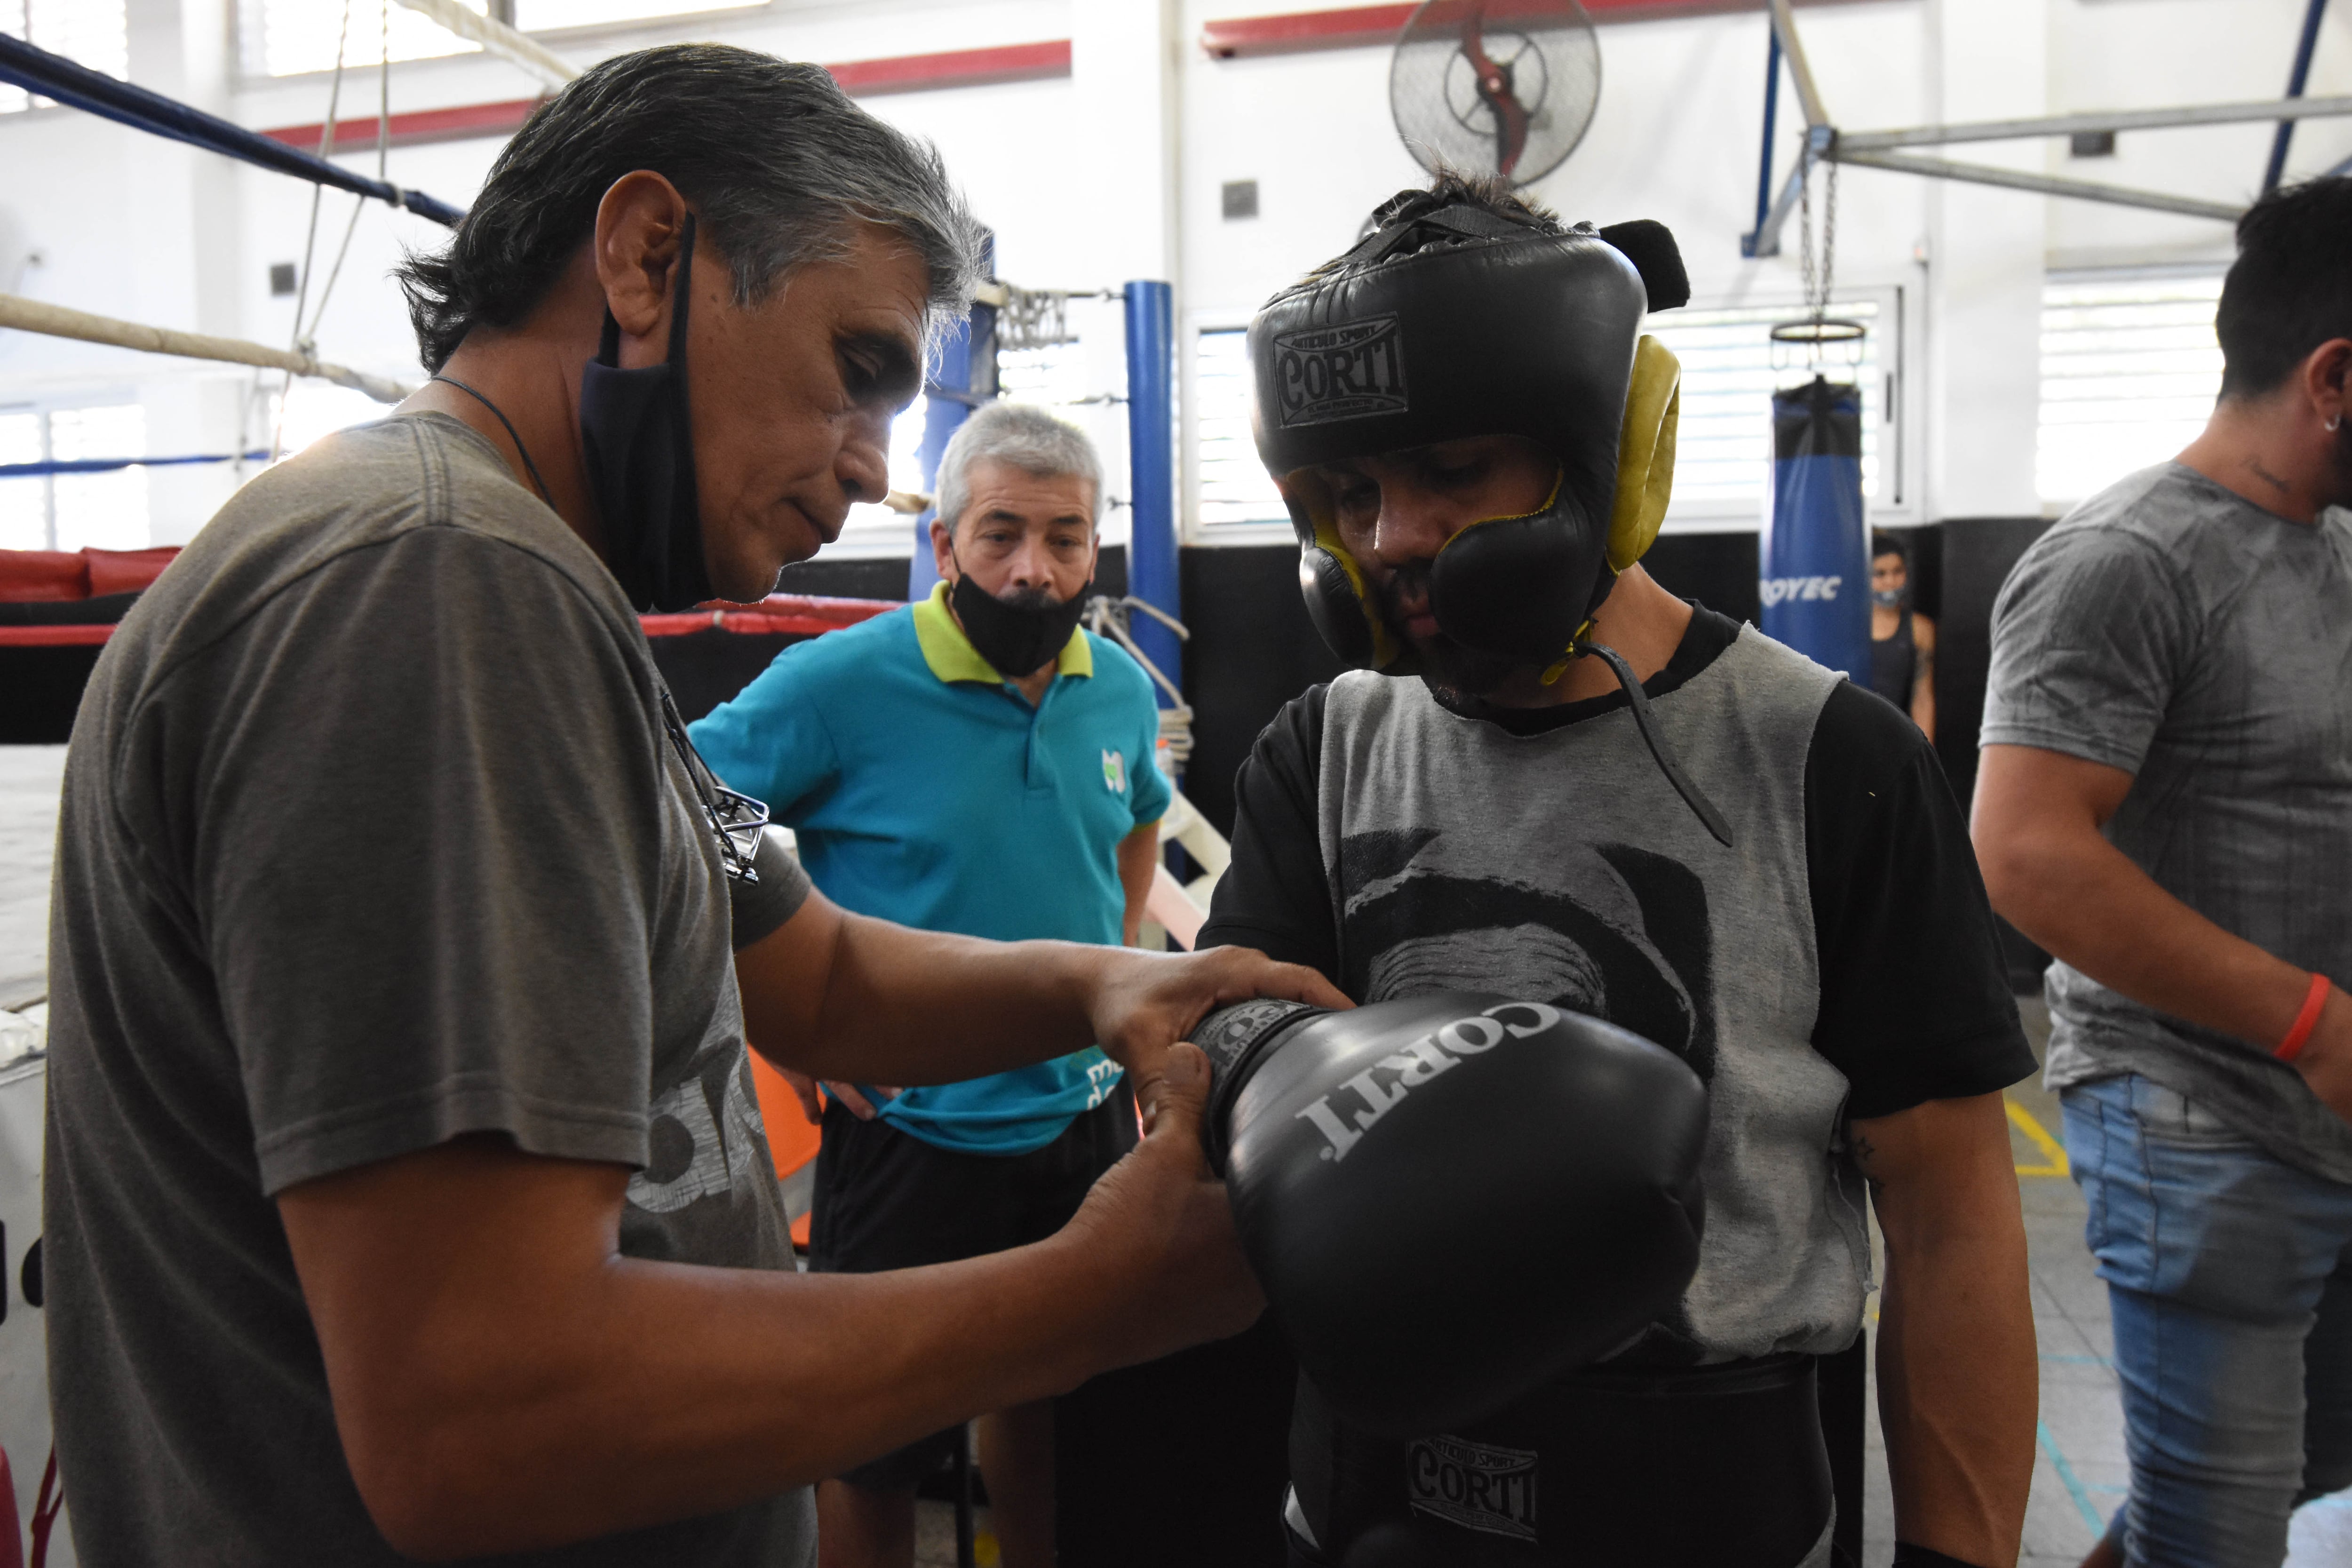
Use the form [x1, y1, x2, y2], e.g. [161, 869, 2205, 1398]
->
[430, 374, 555, 509]
[428, 374, 766, 882]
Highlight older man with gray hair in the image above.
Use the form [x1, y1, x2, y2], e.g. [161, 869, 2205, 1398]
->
[692, 397, 1169, 1568]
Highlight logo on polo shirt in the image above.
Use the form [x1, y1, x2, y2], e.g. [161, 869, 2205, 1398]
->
[1102, 749, 1127, 795]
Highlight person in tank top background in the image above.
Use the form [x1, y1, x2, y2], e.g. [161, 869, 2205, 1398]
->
[1870, 532, 1937, 740]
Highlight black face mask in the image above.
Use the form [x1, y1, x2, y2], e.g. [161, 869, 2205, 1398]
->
[949, 565, 1092, 679]
[580, 214, 709, 612]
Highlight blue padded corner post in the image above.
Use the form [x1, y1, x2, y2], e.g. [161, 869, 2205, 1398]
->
[906, 341, 969, 601]
[910, 236, 996, 601]
[1122, 280, 1182, 707]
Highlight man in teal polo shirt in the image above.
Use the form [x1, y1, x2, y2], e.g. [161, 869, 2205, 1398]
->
[691, 400, 1166, 1568]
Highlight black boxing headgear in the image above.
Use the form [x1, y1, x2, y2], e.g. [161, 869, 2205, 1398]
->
[1250, 196, 1731, 847]
[1248, 197, 1686, 674]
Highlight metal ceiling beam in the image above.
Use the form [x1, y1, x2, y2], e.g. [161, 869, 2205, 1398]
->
[1742, 3, 2311, 256]
[2264, 0, 2333, 193]
[1746, 127, 1829, 258]
[1764, 0, 1827, 127]
[1829, 148, 2246, 223]
[1838, 94, 2352, 152]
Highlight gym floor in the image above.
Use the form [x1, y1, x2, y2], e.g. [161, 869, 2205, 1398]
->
[1, 743, 2346, 1568]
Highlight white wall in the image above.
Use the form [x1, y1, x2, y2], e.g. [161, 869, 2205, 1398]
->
[0, 0, 2344, 545]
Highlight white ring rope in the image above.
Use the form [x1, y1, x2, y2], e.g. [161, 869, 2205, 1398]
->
[394, 0, 578, 88]
[1084, 594, 1194, 770]
[303, 0, 391, 354]
[0, 294, 415, 404]
[277, 0, 359, 459]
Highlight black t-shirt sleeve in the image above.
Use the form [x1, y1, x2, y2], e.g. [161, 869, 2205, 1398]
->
[729, 828, 814, 952]
[1806, 682, 2037, 1120]
[1198, 686, 1343, 985]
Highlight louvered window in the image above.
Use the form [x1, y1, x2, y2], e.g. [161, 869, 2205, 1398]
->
[242, 0, 485, 78]
[1, 0, 129, 113]
[2038, 271, 2225, 506]
[1639, 298, 1891, 522]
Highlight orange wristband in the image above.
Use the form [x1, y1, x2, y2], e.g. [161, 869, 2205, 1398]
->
[2278, 973, 2334, 1063]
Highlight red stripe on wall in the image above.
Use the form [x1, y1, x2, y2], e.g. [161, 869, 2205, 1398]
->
[260, 40, 1073, 152]
[262, 96, 541, 154]
[826, 39, 1072, 96]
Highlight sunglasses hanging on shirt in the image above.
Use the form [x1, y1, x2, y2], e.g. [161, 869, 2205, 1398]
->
[659, 688, 769, 883]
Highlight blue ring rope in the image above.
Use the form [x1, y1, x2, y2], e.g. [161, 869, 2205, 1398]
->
[0, 33, 464, 228]
[0, 451, 270, 479]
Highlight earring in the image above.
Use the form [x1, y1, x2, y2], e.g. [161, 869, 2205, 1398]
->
[2331, 415, 2343, 432]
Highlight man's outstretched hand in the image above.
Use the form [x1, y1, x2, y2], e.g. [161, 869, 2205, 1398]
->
[1085, 946, 1350, 1119]
[1057, 1042, 1266, 1367]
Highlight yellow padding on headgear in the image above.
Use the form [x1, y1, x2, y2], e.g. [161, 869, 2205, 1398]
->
[1606, 335, 1681, 574]
[1305, 489, 1399, 669]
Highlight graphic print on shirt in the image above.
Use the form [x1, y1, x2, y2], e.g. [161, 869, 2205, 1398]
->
[1336, 824, 1721, 1361]
[628, 1051, 771, 1215]
[1336, 827, 1719, 1086]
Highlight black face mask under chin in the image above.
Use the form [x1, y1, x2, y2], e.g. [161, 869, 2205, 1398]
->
[949, 565, 1092, 679]
[579, 213, 710, 613]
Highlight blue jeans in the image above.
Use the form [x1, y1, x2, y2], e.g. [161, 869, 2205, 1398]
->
[2065, 1075, 2352, 1568]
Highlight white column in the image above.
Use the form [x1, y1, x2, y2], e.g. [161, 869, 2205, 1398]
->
[1068, 0, 1180, 286]
[125, 0, 246, 544]
[1065, 0, 1180, 551]
[1921, 0, 2049, 520]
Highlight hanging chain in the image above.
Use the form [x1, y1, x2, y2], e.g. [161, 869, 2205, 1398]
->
[1820, 156, 1840, 323]
[1794, 147, 1840, 366]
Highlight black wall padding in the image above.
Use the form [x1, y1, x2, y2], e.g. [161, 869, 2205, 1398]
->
[0, 592, 142, 626]
[1179, 545, 1344, 838]
[649, 629, 809, 725]
[771, 556, 913, 603]
[1932, 518, 2049, 806]
[1641, 532, 1760, 625]
[771, 544, 1130, 605]
[1, 646, 102, 744]
[1934, 517, 2055, 990]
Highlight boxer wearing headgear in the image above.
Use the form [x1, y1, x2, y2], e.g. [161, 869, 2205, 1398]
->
[1196, 174, 2041, 1568]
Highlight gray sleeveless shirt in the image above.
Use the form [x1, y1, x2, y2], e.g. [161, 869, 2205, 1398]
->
[1314, 630, 1867, 1361]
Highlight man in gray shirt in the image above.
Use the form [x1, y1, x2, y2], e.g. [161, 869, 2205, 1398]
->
[45, 46, 1336, 1567]
[1978, 177, 2352, 1568]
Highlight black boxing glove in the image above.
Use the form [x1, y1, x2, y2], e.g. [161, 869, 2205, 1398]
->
[1193, 991, 1708, 1438]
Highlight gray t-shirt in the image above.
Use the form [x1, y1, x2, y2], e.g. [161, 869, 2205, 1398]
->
[44, 413, 817, 1565]
[1982, 461, 2352, 1181]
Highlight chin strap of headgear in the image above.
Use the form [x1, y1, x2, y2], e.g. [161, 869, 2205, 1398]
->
[1545, 335, 1732, 848]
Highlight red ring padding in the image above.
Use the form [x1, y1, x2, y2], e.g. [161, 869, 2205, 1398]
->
[637, 594, 897, 640]
[0, 549, 90, 602]
[0, 543, 898, 652]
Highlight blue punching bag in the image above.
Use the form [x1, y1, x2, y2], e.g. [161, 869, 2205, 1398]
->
[1759, 376, 1869, 680]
